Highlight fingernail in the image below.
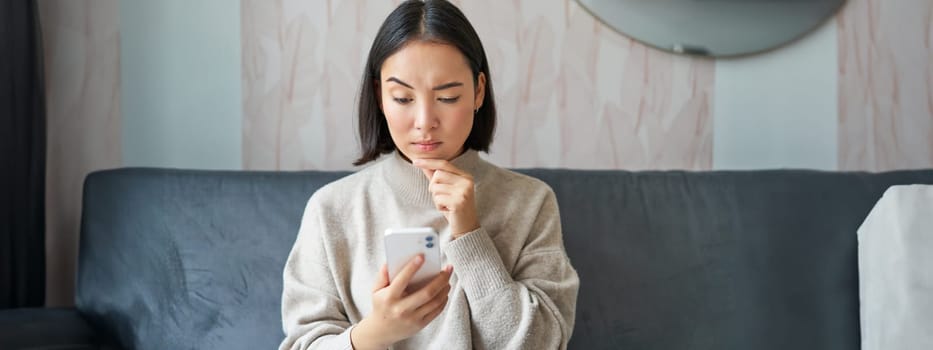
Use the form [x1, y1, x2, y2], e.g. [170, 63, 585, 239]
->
[445, 265, 453, 273]
[415, 255, 424, 264]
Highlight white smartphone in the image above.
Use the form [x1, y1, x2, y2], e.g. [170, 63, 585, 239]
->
[384, 227, 441, 291]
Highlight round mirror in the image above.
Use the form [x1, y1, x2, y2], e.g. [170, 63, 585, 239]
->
[576, 0, 847, 57]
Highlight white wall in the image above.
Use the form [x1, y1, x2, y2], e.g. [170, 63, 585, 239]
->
[713, 18, 839, 170]
[121, 0, 243, 169]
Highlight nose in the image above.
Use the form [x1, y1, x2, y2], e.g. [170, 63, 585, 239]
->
[413, 101, 438, 130]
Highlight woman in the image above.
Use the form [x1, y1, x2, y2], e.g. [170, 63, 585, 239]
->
[280, 1, 579, 349]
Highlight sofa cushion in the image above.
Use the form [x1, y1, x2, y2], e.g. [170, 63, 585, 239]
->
[0, 307, 109, 349]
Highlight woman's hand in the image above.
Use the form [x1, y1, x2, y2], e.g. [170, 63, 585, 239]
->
[412, 159, 480, 238]
[350, 256, 453, 350]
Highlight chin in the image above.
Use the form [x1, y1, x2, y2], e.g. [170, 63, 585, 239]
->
[403, 149, 452, 161]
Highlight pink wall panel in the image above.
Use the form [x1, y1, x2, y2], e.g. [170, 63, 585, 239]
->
[838, 0, 933, 171]
[39, 0, 122, 306]
[242, 0, 715, 170]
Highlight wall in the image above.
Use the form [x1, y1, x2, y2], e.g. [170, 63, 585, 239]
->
[243, 0, 715, 170]
[39, 0, 122, 307]
[39, 0, 933, 306]
[837, 0, 933, 170]
[121, 1, 243, 169]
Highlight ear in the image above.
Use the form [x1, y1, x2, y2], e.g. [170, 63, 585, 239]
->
[474, 72, 486, 111]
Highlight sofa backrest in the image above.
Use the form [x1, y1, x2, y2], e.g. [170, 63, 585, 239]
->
[77, 167, 933, 349]
[522, 169, 933, 350]
[77, 169, 347, 349]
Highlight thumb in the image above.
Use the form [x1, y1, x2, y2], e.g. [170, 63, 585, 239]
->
[373, 264, 389, 292]
[420, 168, 435, 180]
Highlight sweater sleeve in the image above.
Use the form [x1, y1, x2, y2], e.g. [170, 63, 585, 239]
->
[279, 196, 355, 350]
[443, 188, 580, 349]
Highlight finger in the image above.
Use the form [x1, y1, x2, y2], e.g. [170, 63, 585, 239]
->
[430, 167, 475, 184]
[430, 194, 451, 212]
[388, 254, 425, 296]
[428, 170, 463, 186]
[421, 266, 453, 296]
[373, 264, 389, 292]
[414, 284, 450, 319]
[418, 294, 449, 325]
[412, 159, 468, 177]
[427, 182, 454, 196]
[428, 172, 474, 199]
[430, 194, 462, 212]
[398, 266, 453, 311]
[419, 167, 435, 180]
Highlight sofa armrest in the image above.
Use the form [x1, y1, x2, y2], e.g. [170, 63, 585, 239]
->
[0, 307, 120, 349]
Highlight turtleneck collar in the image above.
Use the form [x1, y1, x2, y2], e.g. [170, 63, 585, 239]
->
[380, 149, 489, 208]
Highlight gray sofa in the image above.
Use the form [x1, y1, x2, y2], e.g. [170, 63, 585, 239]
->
[3, 167, 933, 349]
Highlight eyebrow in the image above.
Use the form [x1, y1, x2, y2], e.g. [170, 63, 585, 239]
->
[386, 77, 464, 91]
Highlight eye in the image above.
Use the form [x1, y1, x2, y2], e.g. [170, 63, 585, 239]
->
[393, 97, 413, 105]
[438, 96, 460, 104]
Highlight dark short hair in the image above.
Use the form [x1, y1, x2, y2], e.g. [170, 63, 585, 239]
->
[353, 0, 497, 166]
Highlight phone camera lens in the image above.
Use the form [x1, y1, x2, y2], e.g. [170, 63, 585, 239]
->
[426, 236, 434, 241]
[426, 243, 435, 248]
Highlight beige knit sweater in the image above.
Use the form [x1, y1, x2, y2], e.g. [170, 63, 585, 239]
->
[280, 150, 579, 350]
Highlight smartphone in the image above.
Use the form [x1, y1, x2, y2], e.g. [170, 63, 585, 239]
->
[384, 227, 441, 291]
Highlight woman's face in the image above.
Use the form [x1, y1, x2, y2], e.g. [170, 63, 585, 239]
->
[379, 41, 485, 162]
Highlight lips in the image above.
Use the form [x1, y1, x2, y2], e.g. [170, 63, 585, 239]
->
[413, 141, 441, 151]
